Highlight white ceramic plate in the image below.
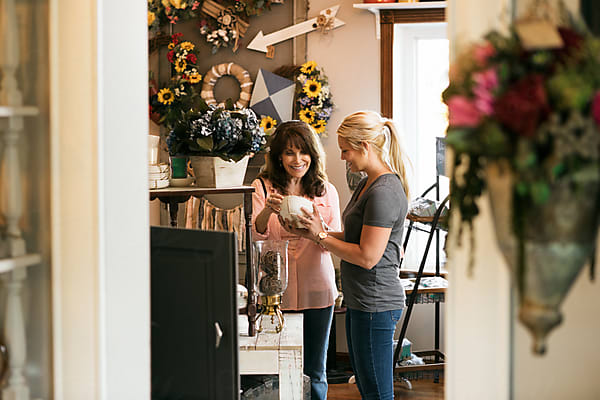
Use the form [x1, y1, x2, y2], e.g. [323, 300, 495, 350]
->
[149, 179, 169, 189]
[148, 163, 169, 174]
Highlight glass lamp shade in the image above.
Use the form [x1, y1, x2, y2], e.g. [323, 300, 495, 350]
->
[252, 240, 288, 297]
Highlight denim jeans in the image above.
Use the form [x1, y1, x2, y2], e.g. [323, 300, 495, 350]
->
[302, 305, 334, 400]
[345, 308, 403, 400]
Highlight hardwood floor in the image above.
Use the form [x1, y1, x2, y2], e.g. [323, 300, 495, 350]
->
[328, 377, 444, 400]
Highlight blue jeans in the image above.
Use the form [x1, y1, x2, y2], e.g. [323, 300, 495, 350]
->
[345, 308, 403, 400]
[302, 305, 334, 400]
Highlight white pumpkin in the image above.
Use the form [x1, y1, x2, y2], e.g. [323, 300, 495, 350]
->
[279, 195, 314, 228]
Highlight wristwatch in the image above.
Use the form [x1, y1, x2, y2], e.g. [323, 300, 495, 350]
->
[317, 231, 328, 242]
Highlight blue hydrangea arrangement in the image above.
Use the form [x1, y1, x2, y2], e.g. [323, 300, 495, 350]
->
[167, 98, 266, 162]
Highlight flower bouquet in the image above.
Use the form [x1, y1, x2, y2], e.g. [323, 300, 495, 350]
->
[148, 0, 201, 26]
[443, 7, 600, 353]
[149, 34, 203, 129]
[166, 98, 266, 162]
[296, 61, 334, 135]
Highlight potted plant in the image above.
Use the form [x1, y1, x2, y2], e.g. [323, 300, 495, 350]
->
[166, 98, 266, 187]
[443, 8, 600, 354]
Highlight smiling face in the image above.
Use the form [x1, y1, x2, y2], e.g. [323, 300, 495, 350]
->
[338, 136, 365, 172]
[280, 143, 312, 179]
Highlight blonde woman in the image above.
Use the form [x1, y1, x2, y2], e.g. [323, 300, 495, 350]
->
[281, 111, 410, 400]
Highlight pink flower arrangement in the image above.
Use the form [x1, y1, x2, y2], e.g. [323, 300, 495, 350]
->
[442, 18, 600, 231]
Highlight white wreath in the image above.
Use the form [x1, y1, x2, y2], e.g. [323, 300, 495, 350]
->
[201, 62, 253, 108]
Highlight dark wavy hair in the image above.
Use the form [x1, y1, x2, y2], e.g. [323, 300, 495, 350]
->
[259, 120, 328, 198]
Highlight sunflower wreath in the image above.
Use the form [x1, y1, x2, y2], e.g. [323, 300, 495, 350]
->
[295, 61, 334, 136]
[149, 34, 204, 128]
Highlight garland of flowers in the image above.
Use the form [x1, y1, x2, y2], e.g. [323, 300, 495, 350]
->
[148, 0, 278, 53]
[295, 61, 334, 136]
[149, 33, 204, 128]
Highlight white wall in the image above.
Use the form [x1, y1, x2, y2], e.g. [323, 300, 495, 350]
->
[50, 0, 150, 398]
[446, 0, 600, 399]
[306, 1, 446, 354]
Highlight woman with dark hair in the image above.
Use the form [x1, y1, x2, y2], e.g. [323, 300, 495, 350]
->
[251, 120, 341, 400]
[282, 111, 410, 400]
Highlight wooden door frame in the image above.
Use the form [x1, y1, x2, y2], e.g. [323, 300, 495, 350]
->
[380, 8, 445, 118]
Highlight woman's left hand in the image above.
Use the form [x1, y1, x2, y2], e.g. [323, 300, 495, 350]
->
[296, 204, 326, 242]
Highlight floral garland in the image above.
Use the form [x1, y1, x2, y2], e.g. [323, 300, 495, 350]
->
[296, 61, 334, 135]
[149, 34, 204, 128]
[148, 0, 279, 53]
[148, 0, 201, 27]
[148, 0, 276, 29]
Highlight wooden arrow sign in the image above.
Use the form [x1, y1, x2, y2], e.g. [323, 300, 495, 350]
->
[247, 5, 345, 53]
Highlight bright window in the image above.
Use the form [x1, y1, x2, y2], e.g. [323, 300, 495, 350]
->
[393, 23, 449, 271]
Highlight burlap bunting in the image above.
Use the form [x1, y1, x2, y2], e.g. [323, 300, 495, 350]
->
[185, 197, 246, 252]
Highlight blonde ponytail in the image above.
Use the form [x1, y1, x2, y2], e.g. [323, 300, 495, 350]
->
[383, 119, 411, 200]
[337, 111, 411, 199]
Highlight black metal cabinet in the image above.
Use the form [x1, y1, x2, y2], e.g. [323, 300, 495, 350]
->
[151, 227, 239, 400]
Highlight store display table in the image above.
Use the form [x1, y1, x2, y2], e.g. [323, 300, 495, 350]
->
[238, 313, 304, 399]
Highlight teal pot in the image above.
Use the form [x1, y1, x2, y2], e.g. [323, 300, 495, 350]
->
[170, 156, 188, 179]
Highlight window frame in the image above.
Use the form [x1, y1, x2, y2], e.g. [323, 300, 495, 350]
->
[380, 8, 445, 117]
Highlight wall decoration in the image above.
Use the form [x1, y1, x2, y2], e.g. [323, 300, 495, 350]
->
[201, 62, 253, 108]
[150, 33, 204, 128]
[250, 68, 295, 125]
[148, 0, 202, 26]
[247, 5, 345, 54]
[443, 3, 600, 354]
[294, 61, 334, 136]
[200, 0, 250, 52]
[148, 0, 281, 51]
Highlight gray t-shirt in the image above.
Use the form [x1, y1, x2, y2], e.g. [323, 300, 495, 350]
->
[341, 174, 408, 312]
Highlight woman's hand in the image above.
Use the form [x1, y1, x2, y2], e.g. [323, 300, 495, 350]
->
[265, 192, 284, 214]
[278, 215, 311, 238]
[296, 204, 326, 242]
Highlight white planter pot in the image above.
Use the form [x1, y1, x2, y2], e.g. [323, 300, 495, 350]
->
[189, 155, 250, 188]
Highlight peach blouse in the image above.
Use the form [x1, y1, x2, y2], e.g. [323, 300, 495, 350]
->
[251, 178, 341, 311]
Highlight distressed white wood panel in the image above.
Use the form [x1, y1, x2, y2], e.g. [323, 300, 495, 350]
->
[239, 350, 279, 374]
[239, 313, 304, 398]
[279, 313, 303, 350]
[278, 349, 303, 400]
[238, 316, 258, 351]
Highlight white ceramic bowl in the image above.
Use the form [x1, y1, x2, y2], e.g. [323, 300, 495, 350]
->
[279, 195, 314, 228]
[169, 177, 194, 187]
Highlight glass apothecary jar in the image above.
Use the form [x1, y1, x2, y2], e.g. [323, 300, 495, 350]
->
[252, 240, 288, 333]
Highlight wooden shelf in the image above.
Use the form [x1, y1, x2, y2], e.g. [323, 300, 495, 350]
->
[0, 106, 39, 118]
[0, 254, 42, 274]
[149, 185, 255, 200]
[353, 2, 446, 11]
[353, 1, 446, 39]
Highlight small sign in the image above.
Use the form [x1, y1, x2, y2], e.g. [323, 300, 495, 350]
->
[515, 19, 563, 50]
[266, 45, 275, 59]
